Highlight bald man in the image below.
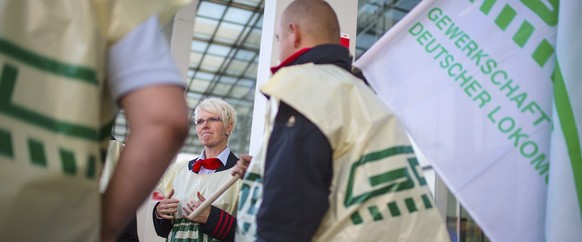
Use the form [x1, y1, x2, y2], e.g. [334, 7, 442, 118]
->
[237, 1, 450, 241]
[235, 1, 384, 241]
[255, 1, 342, 241]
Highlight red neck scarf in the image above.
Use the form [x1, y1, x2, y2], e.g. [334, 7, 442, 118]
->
[192, 158, 222, 173]
[270, 48, 312, 74]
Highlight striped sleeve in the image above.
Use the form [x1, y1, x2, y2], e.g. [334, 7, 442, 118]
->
[200, 206, 235, 242]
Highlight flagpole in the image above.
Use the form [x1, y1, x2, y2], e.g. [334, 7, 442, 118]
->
[355, 0, 435, 67]
[184, 174, 240, 220]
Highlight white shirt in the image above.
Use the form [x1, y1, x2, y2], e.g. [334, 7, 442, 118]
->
[108, 15, 185, 101]
[196, 147, 231, 174]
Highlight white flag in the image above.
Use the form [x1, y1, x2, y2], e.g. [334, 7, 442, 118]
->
[545, 1, 582, 241]
[354, 0, 582, 241]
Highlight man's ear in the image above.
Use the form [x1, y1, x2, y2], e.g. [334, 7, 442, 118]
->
[289, 22, 301, 48]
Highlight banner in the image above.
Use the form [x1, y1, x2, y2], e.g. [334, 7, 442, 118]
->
[355, 0, 581, 241]
[545, 1, 582, 241]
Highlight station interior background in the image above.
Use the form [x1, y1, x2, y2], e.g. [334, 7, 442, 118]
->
[110, 1, 492, 241]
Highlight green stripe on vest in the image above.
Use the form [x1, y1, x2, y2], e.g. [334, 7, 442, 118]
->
[0, 37, 97, 84]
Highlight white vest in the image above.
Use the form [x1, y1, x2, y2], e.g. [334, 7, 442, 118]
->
[236, 64, 450, 242]
[158, 160, 242, 241]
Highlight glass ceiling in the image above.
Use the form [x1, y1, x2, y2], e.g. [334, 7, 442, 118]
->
[183, 0, 264, 155]
[112, 0, 419, 157]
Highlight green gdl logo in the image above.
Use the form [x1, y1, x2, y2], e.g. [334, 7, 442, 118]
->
[344, 146, 432, 224]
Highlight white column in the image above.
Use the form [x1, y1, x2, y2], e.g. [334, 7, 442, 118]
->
[329, 0, 358, 56]
[167, 1, 198, 80]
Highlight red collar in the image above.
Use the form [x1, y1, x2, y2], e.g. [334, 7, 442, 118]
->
[270, 48, 312, 74]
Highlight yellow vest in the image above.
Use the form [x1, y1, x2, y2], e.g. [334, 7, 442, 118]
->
[0, 1, 188, 241]
[236, 64, 450, 241]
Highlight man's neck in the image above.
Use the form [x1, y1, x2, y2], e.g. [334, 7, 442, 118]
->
[270, 47, 312, 74]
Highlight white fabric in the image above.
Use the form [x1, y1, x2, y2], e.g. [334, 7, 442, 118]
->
[545, 1, 582, 241]
[108, 15, 184, 100]
[354, 0, 581, 241]
[99, 140, 124, 193]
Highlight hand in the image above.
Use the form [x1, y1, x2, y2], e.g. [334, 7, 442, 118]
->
[156, 189, 179, 220]
[232, 154, 252, 178]
[182, 192, 210, 223]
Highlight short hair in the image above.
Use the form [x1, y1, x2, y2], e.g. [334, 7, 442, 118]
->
[283, 0, 340, 43]
[194, 98, 237, 131]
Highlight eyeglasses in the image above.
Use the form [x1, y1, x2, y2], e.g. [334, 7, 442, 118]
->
[194, 117, 222, 126]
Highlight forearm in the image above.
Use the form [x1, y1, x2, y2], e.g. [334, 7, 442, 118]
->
[101, 85, 188, 240]
[102, 124, 185, 237]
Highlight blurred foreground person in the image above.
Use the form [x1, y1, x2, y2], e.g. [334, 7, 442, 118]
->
[0, 0, 190, 241]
